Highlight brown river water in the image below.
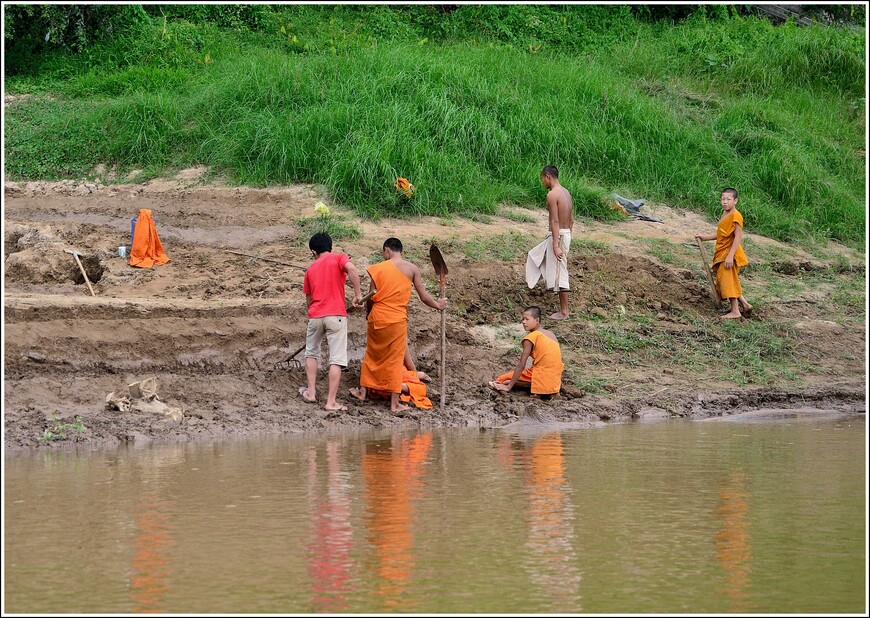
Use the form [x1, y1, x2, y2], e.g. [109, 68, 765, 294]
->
[4, 409, 866, 614]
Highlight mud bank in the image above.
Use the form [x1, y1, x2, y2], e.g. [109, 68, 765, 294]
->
[4, 177, 865, 451]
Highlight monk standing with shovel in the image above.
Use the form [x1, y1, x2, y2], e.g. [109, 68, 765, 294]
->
[350, 238, 447, 413]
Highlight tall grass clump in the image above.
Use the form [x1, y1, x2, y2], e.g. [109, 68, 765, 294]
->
[4, 6, 865, 244]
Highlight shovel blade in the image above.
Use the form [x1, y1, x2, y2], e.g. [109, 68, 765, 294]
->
[429, 245, 449, 276]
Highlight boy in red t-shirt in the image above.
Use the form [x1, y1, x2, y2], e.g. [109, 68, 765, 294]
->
[300, 233, 363, 411]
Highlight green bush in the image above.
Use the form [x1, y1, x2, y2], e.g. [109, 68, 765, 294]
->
[4, 6, 865, 244]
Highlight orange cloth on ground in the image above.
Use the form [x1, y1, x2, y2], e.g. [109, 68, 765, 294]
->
[368, 370, 433, 409]
[400, 371, 432, 409]
[495, 330, 564, 395]
[360, 261, 413, 394]
[129, 209, 170, 269]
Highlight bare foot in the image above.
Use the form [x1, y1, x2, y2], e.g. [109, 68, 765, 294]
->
[298, 386, 316, 403]
[417, 372, 431, 383]
[489, 381, 510, 392]
[740, 303, 753, 317]
[721, 312, 743, 319]
[348, 387, 367, 401]
[324, 403, 348, 412]
[391, 403, 411, 413]
[549, 311, 569, 320]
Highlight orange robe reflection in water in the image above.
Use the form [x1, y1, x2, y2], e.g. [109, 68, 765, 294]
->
[499, 432, 582, 613]
[715, 471, 752, 608]
[306, 442, 354, 613]
[130, 496, 174, 613]
[362, 432, 432, 611]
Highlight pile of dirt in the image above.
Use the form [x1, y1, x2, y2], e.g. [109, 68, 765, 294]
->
[3, 176, 865, 450]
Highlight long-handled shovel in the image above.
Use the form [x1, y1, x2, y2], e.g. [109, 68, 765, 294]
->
[429, 245, 448, 409]
[695, 238, 722, 306]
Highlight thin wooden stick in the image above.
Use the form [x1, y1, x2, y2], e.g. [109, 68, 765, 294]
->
[695, 239, 722, 305]
[225, 250, 307, 270]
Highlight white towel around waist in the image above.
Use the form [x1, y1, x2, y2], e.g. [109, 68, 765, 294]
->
[525, 230, 571, 291]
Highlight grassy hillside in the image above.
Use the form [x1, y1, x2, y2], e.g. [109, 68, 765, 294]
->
[4, 5, 865, 244]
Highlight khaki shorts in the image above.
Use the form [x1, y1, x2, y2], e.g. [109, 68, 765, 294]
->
[304, 316, 348, 367]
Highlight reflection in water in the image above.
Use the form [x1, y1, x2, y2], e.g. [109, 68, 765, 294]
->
[4, 418, 863, 614]
[715, 471, 752, 609]
[306, 442, 354, 613]
[501, 432, 582, 612]
[130, 496, 173, 613]
[362, 433, 432, 611]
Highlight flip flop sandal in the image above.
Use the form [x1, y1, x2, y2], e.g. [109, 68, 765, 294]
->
[298, 386, 316, 404]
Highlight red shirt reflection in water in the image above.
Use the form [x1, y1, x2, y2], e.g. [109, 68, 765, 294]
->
[307, 442, 354, 613]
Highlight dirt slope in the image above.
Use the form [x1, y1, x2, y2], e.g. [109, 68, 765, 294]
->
[3, 171, 865, 450]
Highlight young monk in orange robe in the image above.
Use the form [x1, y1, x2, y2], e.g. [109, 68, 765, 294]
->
[350, 238, 447, 413]
[490, 306, 564, 397]
[694, 188, 753, 319]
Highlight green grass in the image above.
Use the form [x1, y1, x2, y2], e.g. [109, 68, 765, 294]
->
[571, 238, 611, 256]
[713, 320, 803, 385]
[462, 232, 534, 261]
[644, 238, 697, 268]
[501, 208, 536, 223]
[564, 370, 614, 395]
[558, 313, 806, 386]
[4, 7, 864, 244]
[40, 414, 87, 442]
[295, 214, 361, 245]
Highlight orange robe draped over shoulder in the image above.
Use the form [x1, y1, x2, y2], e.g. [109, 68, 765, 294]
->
[712, 210, 748, 300]
[129, 209, 170, 269]
[496, 330, 564, 395]
[360, 261, 412, 394]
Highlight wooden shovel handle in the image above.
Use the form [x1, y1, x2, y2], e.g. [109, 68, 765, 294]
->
[71, 253, 96, 297]
[696, 238, 721, 304]
[439, 274, 446, 409]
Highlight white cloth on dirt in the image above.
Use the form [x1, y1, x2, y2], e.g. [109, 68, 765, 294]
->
[525, 229, 572, 292]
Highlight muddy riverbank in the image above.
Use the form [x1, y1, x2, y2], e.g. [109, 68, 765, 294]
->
[3, 173, 865, 451]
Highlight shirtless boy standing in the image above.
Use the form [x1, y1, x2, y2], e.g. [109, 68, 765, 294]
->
[526, 165, 574, 320]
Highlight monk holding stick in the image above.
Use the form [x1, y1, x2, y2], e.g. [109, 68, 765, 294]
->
[350, 238, 447, 413]
[694, 188, 753, 319]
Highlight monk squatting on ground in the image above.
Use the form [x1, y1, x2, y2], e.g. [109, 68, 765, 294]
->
[350, 237, 448, 413]
[489, 306, 565, 399]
